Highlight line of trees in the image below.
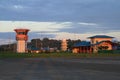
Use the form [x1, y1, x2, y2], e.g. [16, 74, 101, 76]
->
[28, 38, 81, 51]
[0, 38, 81, 52]
[0, 38, 120, 52]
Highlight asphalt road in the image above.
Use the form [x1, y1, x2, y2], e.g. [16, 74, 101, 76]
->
[0, 57, 120, 80]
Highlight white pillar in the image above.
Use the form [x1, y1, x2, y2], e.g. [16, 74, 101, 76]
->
[17, 40, 26, 53]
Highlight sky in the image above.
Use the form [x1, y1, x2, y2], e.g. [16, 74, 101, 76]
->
[0, 0, 120, 45]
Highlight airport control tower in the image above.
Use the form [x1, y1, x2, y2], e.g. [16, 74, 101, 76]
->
[14, 29, 29, 53]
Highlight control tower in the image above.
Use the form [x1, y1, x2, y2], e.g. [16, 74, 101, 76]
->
[14, 29, 29, 53]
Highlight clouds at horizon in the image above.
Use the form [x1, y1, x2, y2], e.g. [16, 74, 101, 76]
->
[0, 21, 119, 34]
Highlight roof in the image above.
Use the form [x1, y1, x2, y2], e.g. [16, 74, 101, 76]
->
[27, 46, 39, 50]
[73, 40, 117, 47]
[88, 35, 114, 39]
[14, 28, 30, 32]
[73, 41, 91, 47]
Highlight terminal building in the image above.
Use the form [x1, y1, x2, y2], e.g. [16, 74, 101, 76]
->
[72, 35, 117, 53]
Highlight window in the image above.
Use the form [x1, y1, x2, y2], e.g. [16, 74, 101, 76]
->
[18, 32, 26, 35]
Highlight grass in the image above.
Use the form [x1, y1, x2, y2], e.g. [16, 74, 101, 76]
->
[0, 51, 120, 58]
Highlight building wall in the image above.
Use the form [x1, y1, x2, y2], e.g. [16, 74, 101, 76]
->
[98, 42, 112, 50]
[91, 38, 112, 44]
[72, 48, 79, 53]
[72, 47, 92, 54]
[16, 35, 28, 41]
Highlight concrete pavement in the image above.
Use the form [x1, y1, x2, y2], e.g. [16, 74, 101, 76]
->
[0, 58, 120, 80]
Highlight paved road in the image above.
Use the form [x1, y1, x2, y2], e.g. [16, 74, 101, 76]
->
[0, 57, 120, 80]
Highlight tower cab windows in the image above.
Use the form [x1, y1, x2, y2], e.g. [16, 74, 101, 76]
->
[18, 32, 26, 35]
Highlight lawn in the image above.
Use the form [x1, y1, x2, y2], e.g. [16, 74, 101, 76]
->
[0, 51, 120, 58]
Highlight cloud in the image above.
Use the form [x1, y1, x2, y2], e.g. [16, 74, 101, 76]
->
[13, 5, 23, 9]
[0, 0, 120, 22]
[0, 38, 15, 45]
[0, 21, 72, 32]
[78, 22, 97, 26]
[50, 31, 120, 41]
[0, 32, 15, 45]
[0, 21, 119, 35]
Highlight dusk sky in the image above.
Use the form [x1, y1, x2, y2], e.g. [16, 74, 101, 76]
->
[0, 0, 120, 45]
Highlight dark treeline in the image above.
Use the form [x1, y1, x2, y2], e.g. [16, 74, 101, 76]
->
[0, 38, 120, 52]
[0, 44, 16, 52]
[28, 38, 81, 50]
[0, 38, 82, 52]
